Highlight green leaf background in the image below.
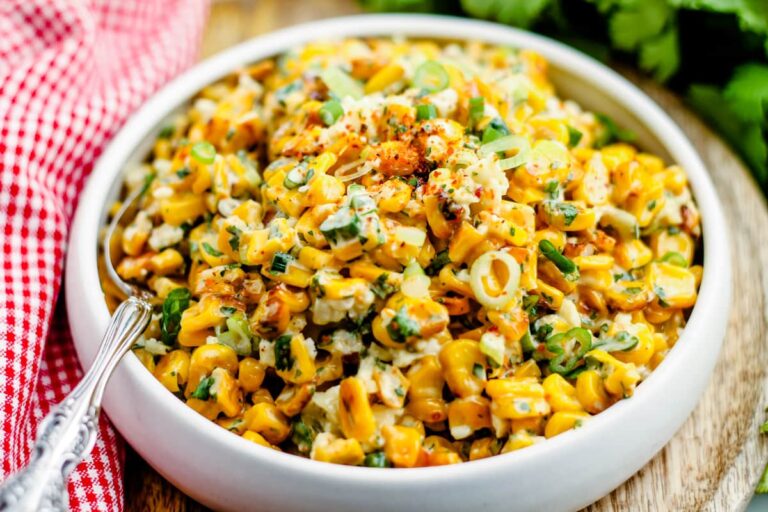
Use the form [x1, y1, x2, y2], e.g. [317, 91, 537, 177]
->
[360, 0, 768, 191]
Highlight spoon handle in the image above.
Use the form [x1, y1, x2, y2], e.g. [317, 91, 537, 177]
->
[0, 296, 152, 512]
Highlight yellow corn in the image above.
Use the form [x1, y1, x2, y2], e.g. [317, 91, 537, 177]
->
[338, 377, 377, 443]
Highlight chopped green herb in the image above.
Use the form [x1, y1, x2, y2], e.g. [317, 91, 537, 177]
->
[274, 335, 294, 371]
[191, 376, 215, 400]
[202, 242, 223, 257]
[567, 126, 583, 147]
[220, 306, 238, 316]
[425, 249, 451, 276]
[363, 451, 391, 468]
[160, 288, 191, 345]
[157, 125, 175, 139]
[176, 167, 190, 179]
[371, 273, 397, 299]
[472, 362, 485, 379]
[226, 225, 242, 252]
[660, 251, 688, 267]
[386, 307, 420, 343]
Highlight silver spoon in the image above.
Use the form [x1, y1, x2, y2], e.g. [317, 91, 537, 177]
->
[0, 185, 154, 512]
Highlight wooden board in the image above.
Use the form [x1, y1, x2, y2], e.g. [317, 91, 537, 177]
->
[124, 1, 768, 510]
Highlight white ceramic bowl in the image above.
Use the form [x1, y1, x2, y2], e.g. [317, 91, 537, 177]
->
[66, 14, 730, 512]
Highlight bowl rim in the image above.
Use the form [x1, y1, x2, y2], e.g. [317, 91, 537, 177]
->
[68, 13, 730, 484]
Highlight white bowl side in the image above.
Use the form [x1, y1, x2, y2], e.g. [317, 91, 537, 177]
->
[66, 14, 730, 512]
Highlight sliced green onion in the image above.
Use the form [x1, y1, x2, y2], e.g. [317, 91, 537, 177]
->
[416, 103, 437, 121]
[546, 327, 592, 375]
[594, 331, 639, 352]
[321, 67, 364, 100]
[538, 239, 579, 280]
[481, 126, 504, 144]
[283, 166, 314, 189]
[660, 251, 688, 267]
[191, 141, 216, 164]
[413, 60, 449, 93]
[469, 250, 521, 310]
[479, 134, 531, 170]
[319, 100, 344, 126]
[270, 252, 293, 274]
[567, 126, 583, 147]
[468, 96, 484, 127]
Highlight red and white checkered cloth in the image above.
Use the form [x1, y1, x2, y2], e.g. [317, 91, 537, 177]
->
[0, 1, 209, 509]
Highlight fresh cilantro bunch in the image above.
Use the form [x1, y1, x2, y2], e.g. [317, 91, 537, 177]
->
[360, 0, 768, 189]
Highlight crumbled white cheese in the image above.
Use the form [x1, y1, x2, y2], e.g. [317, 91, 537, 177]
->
[148, 223, 184, 251]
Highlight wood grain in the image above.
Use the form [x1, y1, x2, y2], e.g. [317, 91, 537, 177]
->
[124, 1, 768, 510]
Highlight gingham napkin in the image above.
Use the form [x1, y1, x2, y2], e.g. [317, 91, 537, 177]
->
[0, 1, 208, 509]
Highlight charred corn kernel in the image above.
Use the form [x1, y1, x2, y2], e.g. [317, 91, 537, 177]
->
[585, 349, 641, 397]
[365, 64, 405, 93]
[578, 269, 613, 291]
[187, 397, 221, 420]
[298, 246, 335, 270]
[251, 388, 274, 405]
[542, 374, 583, 413]
[187, 343, 238, 396]
[133, 348, 155, 372]
[243, 402, 291, 444]
[614, 239, 653, 269]
[116, 254, 152, 281]
[502, 431, 537, 452]
[439, 339, 486, 398]
[469, 437, 503, 461]
[339, 377, 377, 443]
[407, 356, 448, 423]
[448, 396, 491, 439]
[449, 222, 484, 264]
[540, 201, 596, 231]
[210, 367, 243, 418]
[374, 364, 409, 408]
[149, 249, 184, 275]
[382, 425, 422, 468]
[422, 435, 463, 466]
[272, 285, 310, 312]
[533, 278, 564, 309]
[646, 262, 697, 309]
[514, 360, 542, 379]
[154, 350, 190, 393]
[573, 154, 611, 206]
[576, 370, 609, 414]
[276, 383, 315, 417]
[487, 377, 550, 420]
[121, 212, 151, 256]
[179, 295, 226, 338]
[311, 433, 365, 465]
[572, 254, 614, 271]
[243, 430, 275, 449]
[378, 179, 412, 213]
[605, 280, 652, 311]
[651, 230, 695, 264]
[160, 192, 206, 226]
[238, 357, 266, 392]
[544, 411, 590, 438]
[438, 265, 474, 297]
[275, 335, 316, 385]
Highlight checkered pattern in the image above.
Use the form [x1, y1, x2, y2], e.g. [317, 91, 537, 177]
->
[0, 1, 208, 509]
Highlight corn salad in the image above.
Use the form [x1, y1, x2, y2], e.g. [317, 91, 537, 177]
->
[105, 38, 702, 467]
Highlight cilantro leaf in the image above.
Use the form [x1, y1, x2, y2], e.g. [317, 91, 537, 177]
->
[160, 288, 191, 345]
[461, 0, 552, 29]
[639, 26, 680, 81]
[608, 0, 673, 52]
[723, 63, 768, 122]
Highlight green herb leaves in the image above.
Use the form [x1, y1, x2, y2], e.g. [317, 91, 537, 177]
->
[160, 288, 191, 345]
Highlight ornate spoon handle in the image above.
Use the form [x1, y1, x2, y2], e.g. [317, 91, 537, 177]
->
[0, 296, 152, 512]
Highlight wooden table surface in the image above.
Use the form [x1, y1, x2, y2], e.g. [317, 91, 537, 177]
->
[124, 1, 768, 510]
